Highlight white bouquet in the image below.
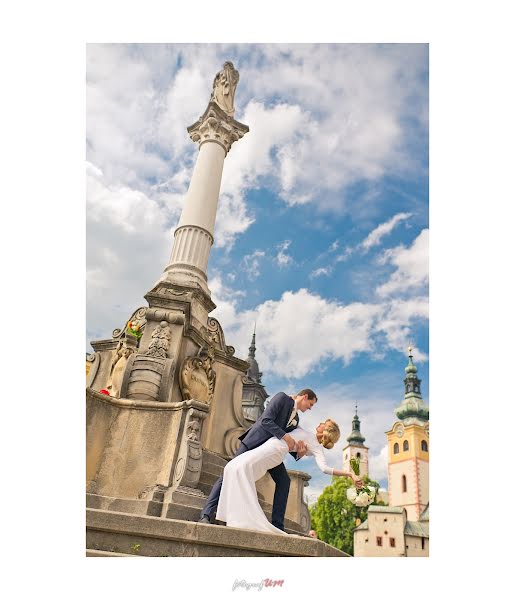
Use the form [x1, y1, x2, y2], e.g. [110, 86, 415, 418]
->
[346, 457, 376, 507]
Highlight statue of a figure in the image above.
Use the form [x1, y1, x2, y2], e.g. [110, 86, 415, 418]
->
[210, 61, 239, 117]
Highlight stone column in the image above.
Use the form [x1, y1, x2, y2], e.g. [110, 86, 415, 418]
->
[160, 78, 249, 295]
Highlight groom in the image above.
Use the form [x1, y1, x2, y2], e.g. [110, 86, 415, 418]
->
[198, 388, 317, 530]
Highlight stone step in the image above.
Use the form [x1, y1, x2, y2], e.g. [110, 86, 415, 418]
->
[86, 549, 136, 557]
[202, 450, 228, 470]
[170, 487, 206, 509]
[197, 481, 213, 497]
[86, 493, 163, 517]
[198, 468, 221, 487]
[86, 508, 348, 557]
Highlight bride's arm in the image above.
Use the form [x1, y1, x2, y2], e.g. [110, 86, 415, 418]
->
[309, 442, 360, 482]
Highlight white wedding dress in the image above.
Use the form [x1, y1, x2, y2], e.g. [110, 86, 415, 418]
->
[216, 427, 334, 535]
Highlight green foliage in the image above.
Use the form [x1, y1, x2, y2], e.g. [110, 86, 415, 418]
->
[309, 475, 385, 555]
[130, 543, 141, 554]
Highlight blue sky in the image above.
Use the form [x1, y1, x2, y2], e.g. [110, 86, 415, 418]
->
[86, 43, 428, 496]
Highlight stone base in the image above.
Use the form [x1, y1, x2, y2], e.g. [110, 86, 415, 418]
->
[86, 493, 163, 517]
[86, 508, 348, 557]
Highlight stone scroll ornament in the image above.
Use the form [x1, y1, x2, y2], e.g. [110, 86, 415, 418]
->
[210, 61, 239, 117]
[179, 346, 216, 405]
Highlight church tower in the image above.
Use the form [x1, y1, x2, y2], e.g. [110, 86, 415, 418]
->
[342, 402, 369, 478]
[386, 347, 429, 521]
[241, 327, 268, 422]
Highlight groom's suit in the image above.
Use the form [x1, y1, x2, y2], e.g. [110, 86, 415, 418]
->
[200, 391, 300, 530]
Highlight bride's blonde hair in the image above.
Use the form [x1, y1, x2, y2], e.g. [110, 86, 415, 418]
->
[321, 419, 340, 449]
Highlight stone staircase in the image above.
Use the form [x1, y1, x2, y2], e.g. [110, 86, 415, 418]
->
[86, 448, 310, 557]
[86, 508, 348, 557]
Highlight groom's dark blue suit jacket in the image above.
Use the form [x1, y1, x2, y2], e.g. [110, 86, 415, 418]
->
[238, 391, 300, 460]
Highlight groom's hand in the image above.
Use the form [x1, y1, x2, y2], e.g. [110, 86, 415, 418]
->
[296, 441, 307, 458]
[282, 434, 296, 451]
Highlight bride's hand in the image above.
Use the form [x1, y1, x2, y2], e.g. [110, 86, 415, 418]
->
[296, 440, 307, 458]
[354, 477, 364, 489]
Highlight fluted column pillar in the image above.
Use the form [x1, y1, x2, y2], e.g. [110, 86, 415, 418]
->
[160, 100, 249, 295]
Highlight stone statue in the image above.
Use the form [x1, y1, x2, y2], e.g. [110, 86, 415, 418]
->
[210, 61, 239, 117]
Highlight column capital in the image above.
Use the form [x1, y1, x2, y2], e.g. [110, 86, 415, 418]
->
[187, 101, 249, 155]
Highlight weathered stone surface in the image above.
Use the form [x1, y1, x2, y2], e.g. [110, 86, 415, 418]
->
[86, 493, 163, 517]
[86, 549, 136, 557]
[86, 509, 348, 557]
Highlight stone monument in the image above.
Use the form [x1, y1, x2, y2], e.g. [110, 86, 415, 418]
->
[86, 63, 329, 556]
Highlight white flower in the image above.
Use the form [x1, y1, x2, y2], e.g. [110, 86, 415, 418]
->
[366, 487, 376, 499]
[355, 493, 369, 507]
[347, 488, 358, 502]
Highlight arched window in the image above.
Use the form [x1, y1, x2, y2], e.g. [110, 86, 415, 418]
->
[345, 454, 348, 460]
[393, 443, 399, 454]
[357, 452, 361, 458]
[421, 440, 428, 452]
[403, 440, 409, 451]
[402, 475, 407, 493]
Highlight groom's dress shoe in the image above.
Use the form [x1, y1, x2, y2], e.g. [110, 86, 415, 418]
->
[198, 515, 212, 524]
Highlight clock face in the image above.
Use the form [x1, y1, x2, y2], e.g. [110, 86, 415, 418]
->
[395, 425, 404, 438]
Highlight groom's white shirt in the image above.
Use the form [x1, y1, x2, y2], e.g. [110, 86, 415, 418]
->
[286, 406, 297, 427]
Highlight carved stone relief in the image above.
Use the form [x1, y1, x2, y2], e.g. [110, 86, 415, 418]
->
[145, 320, 171, 359]
[171, 408, 207, 491]
[105, 335, 138, 398]
[179, 346, 216, 405]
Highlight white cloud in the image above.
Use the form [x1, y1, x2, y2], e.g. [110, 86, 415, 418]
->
[242, 250, 265, 280]
[360, 212, 412, 252]
[376, 228, 429, 297]
[310, 267, 332, 278]
[211, 283, 428, 379]
[87, 44, 428, 238]
[333, 212, 413, 264]
[86, 45, 428, 360]
[86, 162, 174, 343]
[369, 444, 389, 483]
[275, 240, 293, 268]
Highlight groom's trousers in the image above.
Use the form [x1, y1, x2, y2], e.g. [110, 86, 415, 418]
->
[200, 442, 291, 531]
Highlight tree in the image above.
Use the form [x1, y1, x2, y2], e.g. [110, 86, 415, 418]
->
[309, 475, 385, 555]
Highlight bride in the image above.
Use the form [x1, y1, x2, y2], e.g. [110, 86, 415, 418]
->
[216, 419, 361, 535]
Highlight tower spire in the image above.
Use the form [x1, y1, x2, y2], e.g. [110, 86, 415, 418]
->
[394, 345, 429, 423]
[248, 322, 256, 359]
[347, 401, 366, 445]
[246, 327, 261, 383]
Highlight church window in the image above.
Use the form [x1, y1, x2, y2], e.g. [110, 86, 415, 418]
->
[389, 538, 396, 548]
[403, 440, 409, 451]
[345, 454, 348, 460]
[393, 443, 399, 454]
[376, 537, 382, 546]
[421, 440, 428, 452]
[357, 452, 361, 458]
[422, 538, 425, 550]
[402, 475, 407, 493]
